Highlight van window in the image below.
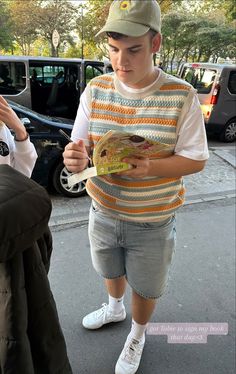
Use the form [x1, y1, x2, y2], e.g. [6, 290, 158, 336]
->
[0, 62, 26, 95]
[182, 67, 217, 94]
[85, 65, 104, 84]
[29, 62, 79, 119]
[29, 65, 65, 85]
[228, 71, 236, 94]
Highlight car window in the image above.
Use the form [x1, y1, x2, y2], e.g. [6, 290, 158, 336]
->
[0, 62, 26, 95]
[228, 71, 236, 94]
[29, 65, 65, 85]
[85, 65, 104, 84]
[182, 67, 217, 94]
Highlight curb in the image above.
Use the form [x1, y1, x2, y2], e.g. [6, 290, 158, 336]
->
[213, 149, 236, 168]
[49, 191, 236, 230]
[184, 190, 236, 205]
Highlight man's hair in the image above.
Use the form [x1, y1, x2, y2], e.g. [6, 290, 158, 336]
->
[106, 29, 158, 40]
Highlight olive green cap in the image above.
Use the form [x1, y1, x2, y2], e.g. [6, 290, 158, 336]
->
[96, 0, 161, 37]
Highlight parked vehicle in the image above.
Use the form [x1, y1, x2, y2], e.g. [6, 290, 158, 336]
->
[0, 56, 112, 120]
[178, 62, 236, 142]
[8, 100, 86, 198]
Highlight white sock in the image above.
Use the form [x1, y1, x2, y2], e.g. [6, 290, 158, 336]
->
[129, 319, 147, 342]
[108, 295, 124, 314]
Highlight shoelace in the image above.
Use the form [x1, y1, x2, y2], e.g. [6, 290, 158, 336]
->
[95, 303, 108, 318]
[123, 339, 142, 364]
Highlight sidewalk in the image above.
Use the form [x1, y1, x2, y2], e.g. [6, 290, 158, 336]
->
[49, 199, 235, 374]
[49, 147, 235, 228]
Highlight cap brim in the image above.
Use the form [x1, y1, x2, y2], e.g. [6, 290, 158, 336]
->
[96, 20, 149, 38]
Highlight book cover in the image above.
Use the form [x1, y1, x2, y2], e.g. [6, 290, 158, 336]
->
[68, 130, 171, 187]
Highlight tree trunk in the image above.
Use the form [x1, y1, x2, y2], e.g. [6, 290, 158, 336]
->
[51, 43, 57, 57]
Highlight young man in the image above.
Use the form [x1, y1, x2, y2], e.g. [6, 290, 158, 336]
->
[63, 1, 209, 373]
[0, 95, 37, 176]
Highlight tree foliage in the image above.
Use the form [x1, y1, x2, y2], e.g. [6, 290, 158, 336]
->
[0, 0, 235, 66]
[35, 0, 77, 57]
[8, 0, 39, 55]
[160, 1, 236, 72]
[0, 0, 13, 51]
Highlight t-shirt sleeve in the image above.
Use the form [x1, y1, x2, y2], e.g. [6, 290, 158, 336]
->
[71, 85, 91, 146]
[174, 91, 209, 161]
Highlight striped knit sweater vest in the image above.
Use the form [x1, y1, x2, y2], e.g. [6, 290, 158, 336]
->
[86, 72, 192, 222]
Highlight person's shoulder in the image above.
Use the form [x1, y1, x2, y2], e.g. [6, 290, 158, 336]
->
[160, 71, 194, 91]
[89, 72, 115, 88]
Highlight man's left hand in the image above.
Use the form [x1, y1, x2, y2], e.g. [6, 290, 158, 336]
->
[117, 157, 150, 178]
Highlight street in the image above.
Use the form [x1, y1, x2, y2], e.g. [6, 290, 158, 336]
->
[48, 198, 235, 374]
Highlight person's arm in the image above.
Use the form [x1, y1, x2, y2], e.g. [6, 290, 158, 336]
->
[120, 92, 209, 179]
[11, 134, 38, 177]
[0, 95, 37, 177]
[63, 87, 91, 173]
[0, 95, 28, 140]
[119, 155, 205, 179]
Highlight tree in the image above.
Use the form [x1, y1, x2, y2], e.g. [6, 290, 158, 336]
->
[158, 0, 183, 13]
[161, 11, 190, 72]
[76, 0, 183, 60]
[0, 0, 13, 51]
[223, 0, 236, 21]
[8, 0, 40, 55]
[160, 9, 236, 72]
[36, 0, 77, 57]
[195, 24, 236, 62]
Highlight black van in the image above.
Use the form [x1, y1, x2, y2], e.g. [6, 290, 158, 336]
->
[178, 62, 236, 142]
[0, 56, 112, 120]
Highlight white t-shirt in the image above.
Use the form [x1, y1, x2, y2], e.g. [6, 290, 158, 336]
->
[0, 124, 37, 177]
[72, 70, 209, 161]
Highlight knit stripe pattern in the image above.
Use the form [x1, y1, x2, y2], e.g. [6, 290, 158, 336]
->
[86, 73, 191, 222]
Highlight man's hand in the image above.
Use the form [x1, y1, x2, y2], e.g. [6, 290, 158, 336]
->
[63, 139, 89, 173]
[0, 95, 28, 141]
[118, 154, 206, 178]
[117, 157, 150, 178]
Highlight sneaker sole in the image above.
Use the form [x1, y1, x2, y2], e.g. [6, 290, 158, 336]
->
[82, 312, 126, 330]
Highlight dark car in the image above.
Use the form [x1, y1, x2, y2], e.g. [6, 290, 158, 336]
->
[8, 100, 86, 198]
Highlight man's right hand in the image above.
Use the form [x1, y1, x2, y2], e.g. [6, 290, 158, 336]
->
[63, 139, 89, 173]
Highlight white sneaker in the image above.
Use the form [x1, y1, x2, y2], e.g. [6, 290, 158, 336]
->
[82, 303, 126, 330]
[115, 335, 145, 374]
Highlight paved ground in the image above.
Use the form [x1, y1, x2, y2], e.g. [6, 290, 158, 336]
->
[49, 146, 236, 228]
[49, 199, 235, 374]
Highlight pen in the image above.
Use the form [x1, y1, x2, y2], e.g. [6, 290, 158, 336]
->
[59, 129, 92, 164]
[59, 129, 73, 142]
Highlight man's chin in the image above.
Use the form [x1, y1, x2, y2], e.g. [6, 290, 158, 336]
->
[116, 72, 134, 85]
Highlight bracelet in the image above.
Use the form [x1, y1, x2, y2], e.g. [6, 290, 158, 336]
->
[14, 133, 29, 142]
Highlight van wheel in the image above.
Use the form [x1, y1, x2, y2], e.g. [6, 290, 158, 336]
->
[52, 161, 87, 198]
[220, 119, 236, 142]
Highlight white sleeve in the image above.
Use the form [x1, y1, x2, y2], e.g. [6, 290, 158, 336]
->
[8, 130, 38, 177]
[175, 92, 209, 161]
[71, 85, 91, 146]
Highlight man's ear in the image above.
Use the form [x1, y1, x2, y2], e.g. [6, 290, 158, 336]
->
[152, 33, 162, 53]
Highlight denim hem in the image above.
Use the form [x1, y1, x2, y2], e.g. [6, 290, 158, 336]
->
[126, 278, 165, 300]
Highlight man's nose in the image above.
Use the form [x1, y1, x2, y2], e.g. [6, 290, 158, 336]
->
[117, 52, 128, 67]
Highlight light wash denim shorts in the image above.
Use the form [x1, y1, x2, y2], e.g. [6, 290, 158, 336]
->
[88, 203, 176, 299]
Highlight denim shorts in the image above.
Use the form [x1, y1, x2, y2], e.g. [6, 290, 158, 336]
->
[88, 203, 176, 299]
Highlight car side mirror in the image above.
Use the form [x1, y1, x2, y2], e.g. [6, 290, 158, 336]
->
[21, 117, 31, 125]
[21, 117, 34, 133]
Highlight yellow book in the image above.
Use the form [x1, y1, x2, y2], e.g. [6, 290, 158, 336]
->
[68, 130, 171, 187]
